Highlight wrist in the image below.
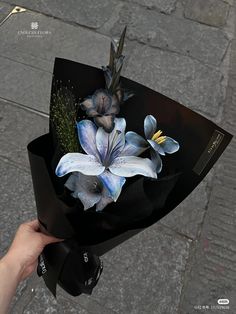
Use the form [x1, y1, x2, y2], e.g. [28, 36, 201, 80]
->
[0, 254, 24, 314]
[0, 253, 24, 284]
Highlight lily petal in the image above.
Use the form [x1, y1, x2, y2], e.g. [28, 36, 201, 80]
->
[109, 120, 126, 161]
[94, 115, 114, 133]
[144, 115, 157, 139]
[86, 108, 99, 117]
[120, 131, 148, 156]
[116, 89, 123, 103]
[114, 117, 126, 133]
[150, 150, 162, 174]
[121, 143, 147, 157]
[109, 156, 157, 179]
[76, 120, 99, 159]
[110, 132, 126, 161]
[64, 172, 80, 191]
[96, 126, 109, 162]
[106, 103, 120, 115]
[126, 131, 148, 147]
[147, 139, 165, 156]
[93, 89, 112, 114]
[55, 153, 105, 177]
[96, 119, 126, 163]
[80, 97, 94, 111]
[161, 136, 180, 154]
[111, 94, 119, 107]
[96, 117, 127, 162]
[106, 95, 120, 115]
[96, 188, 113, 212]
[65, 173, 101, 210]
[99, 170, 126, 201]
[76, 190, 100, 211]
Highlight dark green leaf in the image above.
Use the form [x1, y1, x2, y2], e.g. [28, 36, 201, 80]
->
[109, 66, 122, 93]
[117, 26, 127, 57]
[109, 40, 117, 72]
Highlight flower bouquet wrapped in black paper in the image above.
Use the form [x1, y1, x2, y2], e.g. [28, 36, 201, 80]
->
[27, 27, 232, 297]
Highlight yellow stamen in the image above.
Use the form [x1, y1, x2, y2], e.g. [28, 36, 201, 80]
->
[151, 130, 167, 144]
[151, 130, 162, 141]
[156, 136, 166, 144]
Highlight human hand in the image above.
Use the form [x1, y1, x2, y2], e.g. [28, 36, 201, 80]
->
[1, 219, 63, 283]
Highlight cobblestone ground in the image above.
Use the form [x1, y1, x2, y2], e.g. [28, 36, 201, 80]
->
[0, 1, 235, 313]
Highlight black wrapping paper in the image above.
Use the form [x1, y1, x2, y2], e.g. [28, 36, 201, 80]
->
[27, 58, 232, 297]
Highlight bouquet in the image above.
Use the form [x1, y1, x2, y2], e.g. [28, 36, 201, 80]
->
[27, 27, 232, 296]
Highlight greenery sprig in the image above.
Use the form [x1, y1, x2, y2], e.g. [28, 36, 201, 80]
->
[50, 84, 80, 154]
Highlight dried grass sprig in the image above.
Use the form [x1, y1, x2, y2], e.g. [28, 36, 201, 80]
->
[50, 85, 80, 154]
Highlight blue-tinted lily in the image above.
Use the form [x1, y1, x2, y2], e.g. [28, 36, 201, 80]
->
[65, 172, 113, 212]
[80, 89, 121, 133]
[125, 115, 180, 173]
[56, 118, 157, 203]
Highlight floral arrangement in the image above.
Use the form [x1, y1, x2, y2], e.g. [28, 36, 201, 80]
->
[54, 27, 180, 212]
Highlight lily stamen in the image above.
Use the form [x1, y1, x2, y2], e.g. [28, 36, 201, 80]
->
[156, 136, 166, 144]
[152, 130, 162, 141]
[151, 130, 166, 144]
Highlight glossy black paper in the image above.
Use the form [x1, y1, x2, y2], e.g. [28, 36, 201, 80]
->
[27, 58, 232, 296]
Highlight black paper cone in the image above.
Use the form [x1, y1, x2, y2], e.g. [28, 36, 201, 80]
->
[27, 57, 232, 297]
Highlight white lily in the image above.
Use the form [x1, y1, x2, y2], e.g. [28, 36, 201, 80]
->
[56, 118, 157, 202]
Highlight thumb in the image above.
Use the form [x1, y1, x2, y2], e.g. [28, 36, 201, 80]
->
[40, 233, 64, 246]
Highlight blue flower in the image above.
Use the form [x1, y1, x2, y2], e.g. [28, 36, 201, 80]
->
[65, 172, 113, 212]
[56, 118, 157, 203]
[80, 89, 121, 133]
[125, 115, 180, 173]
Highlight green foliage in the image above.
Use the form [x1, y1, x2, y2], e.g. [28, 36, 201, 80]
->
[50, 84, 80, 154]
[107, 26, 127, 94]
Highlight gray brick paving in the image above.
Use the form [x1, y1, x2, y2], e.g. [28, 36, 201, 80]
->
[0, 10, 110, 71]
[184, 0, 230, 27]
[11, 275, 115, 314]
[95, 224, 190, 314]
[110, 3, 229, 66]
[0, 158, 35, 256]
[123, 0, 177, 14]
[0, 0, 235, 313]
[0, 56, 52, 113]
[179, 8, 236, 312]
[0, 1, 12, 23]
[22, 286, 91, 314]
[0, 11, 110, 113]
[1, 0, 118, 29]
[124, 44, 224, 118]
[0, 100, 48, 168]
[161, 180, 209, 239]
[219, 0, 234, 5]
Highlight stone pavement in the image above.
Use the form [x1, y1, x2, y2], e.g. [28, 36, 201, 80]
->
[0, 0, 235, 313]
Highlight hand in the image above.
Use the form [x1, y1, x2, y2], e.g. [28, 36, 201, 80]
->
[1, 219, 63, 282]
